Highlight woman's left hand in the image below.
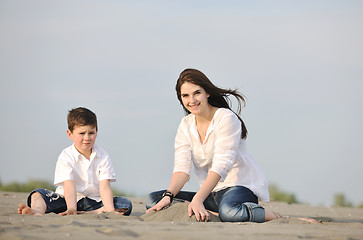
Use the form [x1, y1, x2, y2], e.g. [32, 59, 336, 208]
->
[188, 199, 210, 222]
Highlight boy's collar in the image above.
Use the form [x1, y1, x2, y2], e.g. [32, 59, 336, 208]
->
[71, 144, 100, 161]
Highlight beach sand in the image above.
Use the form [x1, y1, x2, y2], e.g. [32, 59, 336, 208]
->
[1, 191, 363, 240]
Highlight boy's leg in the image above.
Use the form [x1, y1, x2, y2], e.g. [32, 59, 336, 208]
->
[18, 192, 46, 215]
[18, 188, 67, 215]
[113, 197, 132, 215]
[82, 197, 133, 215]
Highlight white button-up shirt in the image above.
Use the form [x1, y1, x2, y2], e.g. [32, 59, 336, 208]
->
[54, 144, 116, 202]
[173, 108, 270, 202]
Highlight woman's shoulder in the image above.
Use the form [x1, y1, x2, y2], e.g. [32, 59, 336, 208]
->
[214, 108, 237, 120]
[216, 107, 234, 115]
[92, 145, 109, 158]
[213, 108, 242, 133]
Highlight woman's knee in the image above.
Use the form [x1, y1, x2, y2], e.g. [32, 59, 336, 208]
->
[145, 190, 164, 209]
[219, 202, 265, 223]
[145, 193, 155, 209]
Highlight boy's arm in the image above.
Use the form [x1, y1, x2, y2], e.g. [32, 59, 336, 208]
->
[99, 179, 116, 212]
[59, 180, 78, 216]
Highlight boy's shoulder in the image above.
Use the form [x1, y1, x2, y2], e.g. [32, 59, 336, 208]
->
[58, 144, 110, 164]
[57, 144, 79, 163]
[91, 145, 109, 158]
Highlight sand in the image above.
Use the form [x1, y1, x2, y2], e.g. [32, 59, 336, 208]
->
[1, 191, 363, 240]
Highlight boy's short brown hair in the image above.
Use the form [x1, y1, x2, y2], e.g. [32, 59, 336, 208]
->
[67, 107, 98, 132]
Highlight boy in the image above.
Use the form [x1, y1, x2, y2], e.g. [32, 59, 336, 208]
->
[18, 107, 132, 216]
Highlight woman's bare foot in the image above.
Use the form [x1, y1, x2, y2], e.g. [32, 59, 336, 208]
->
[297, 217, 320, 223]
[265, 209, 319, 224]
[18, 204, 43, 215]
[265, 209, 283, 221]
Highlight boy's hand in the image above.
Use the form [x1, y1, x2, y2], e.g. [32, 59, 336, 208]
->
[59, 209, 77, 216]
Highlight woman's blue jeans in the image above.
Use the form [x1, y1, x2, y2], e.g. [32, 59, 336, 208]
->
[146, 186, 265, 223]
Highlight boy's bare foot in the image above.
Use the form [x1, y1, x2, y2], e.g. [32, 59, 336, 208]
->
[86, 207, 128, 215]
[18, 204, 43, 215]
[58, 209, 77, 216]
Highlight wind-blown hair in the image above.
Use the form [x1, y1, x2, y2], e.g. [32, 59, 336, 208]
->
[175, 68, 248, 139]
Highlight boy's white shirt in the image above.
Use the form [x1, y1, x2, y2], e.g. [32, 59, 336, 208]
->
[54, 144, 116, 202]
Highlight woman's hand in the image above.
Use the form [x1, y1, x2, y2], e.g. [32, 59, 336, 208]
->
[146, 197, 171, 213]
[188, 199, 210, 222]
[186, 171, 220, 222]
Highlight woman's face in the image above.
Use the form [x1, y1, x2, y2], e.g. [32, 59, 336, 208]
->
[180, 82, 210, 116]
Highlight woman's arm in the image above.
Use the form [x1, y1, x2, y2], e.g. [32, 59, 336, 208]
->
[99, 179, 116, 212]
[188, 171, 221, 222]
[146, 118, 192, 213]
[210, 112, 241, 181]
[146, 172, 189, 213]
[59, 180, 77, 216]
[166, 171, 190, 196]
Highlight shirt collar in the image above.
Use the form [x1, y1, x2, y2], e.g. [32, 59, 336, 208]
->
[70, 144, 100, 162]
[191, 111, 218, 143]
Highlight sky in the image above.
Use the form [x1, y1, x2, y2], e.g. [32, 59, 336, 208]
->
[0, 0, 362, 206]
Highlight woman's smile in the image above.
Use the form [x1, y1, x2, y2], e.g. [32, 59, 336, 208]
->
[180, 82, 210, 116]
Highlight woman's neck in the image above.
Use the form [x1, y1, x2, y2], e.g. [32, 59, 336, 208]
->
[195, 106, 218, 123]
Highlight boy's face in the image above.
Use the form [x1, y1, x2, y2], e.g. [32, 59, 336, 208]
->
[67, 125, 97, 158]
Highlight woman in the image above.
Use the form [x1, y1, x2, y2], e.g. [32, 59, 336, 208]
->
[146, 68, 278, 222]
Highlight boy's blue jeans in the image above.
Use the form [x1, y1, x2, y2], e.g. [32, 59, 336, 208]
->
[146, 186, 265, 222]
[28, 188, 132, 215]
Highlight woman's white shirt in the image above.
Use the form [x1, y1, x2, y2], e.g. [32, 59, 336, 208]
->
[173, 108, 270, 202]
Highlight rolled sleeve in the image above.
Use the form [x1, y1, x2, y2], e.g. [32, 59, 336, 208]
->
[210, 112, 241, 181]
[173, 119, 192, 176]
[211, 148, 237, 181]
[54, 154, 74, 186]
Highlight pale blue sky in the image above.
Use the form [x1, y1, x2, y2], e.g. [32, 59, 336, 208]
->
[1, 0, 362, 206]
